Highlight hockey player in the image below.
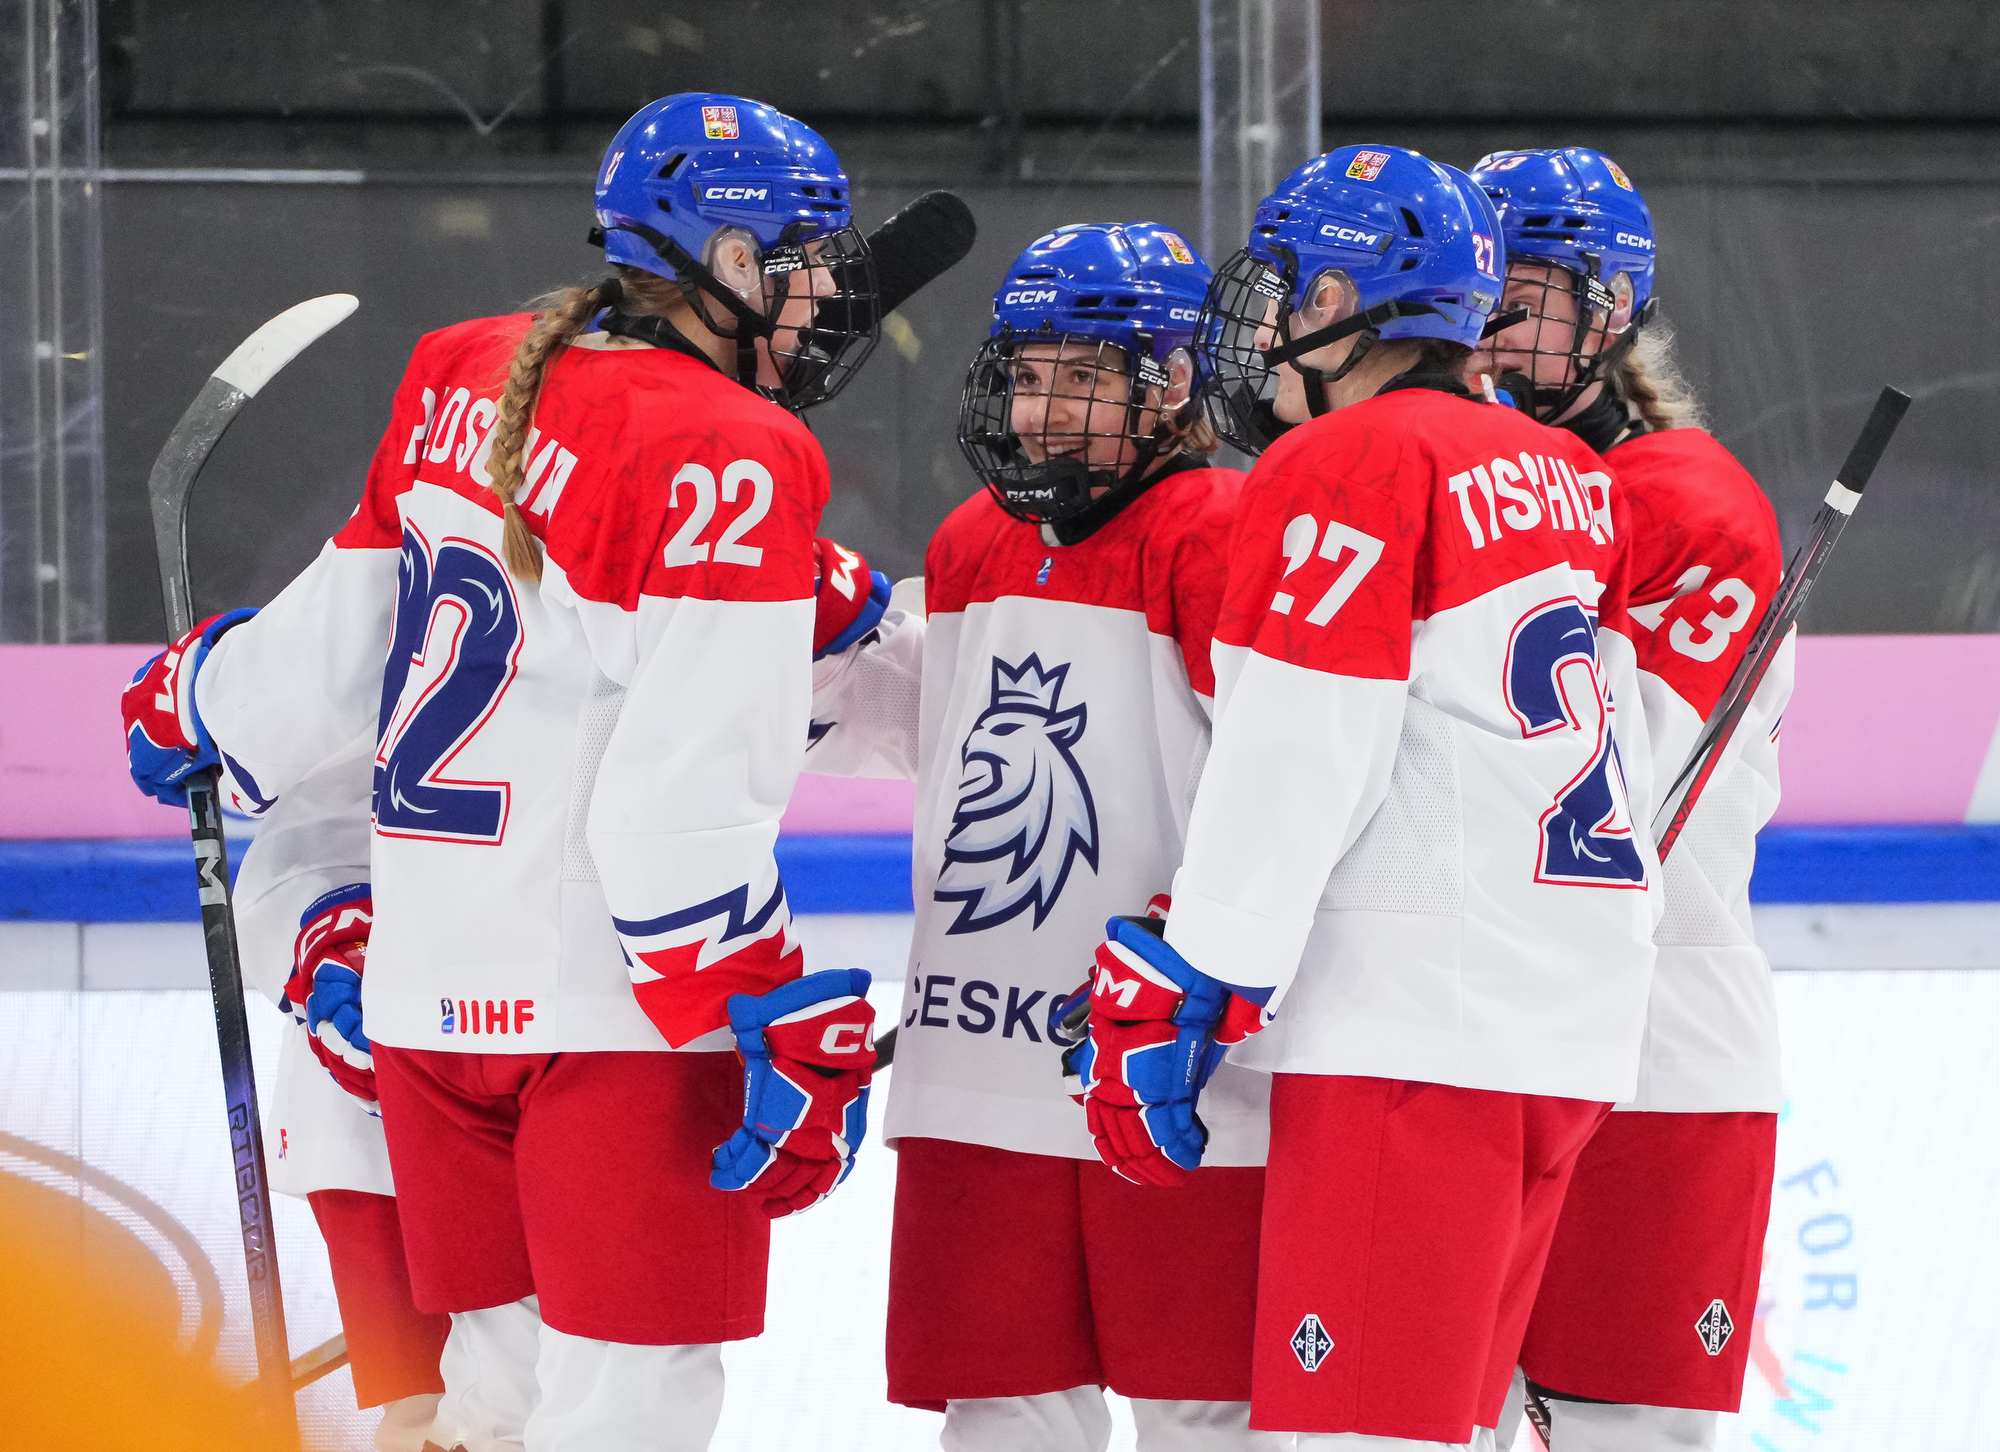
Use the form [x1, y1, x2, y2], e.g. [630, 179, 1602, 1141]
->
[1470, 147, 1790, 1452]
[120, 92, 883, 1451]
[231, 743, 448, 1452]
[808, 222, 1279, 1451]
[1064, 145, 1660, 1450]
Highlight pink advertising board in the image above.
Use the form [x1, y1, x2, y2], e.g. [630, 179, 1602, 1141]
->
[4, 637, 1994, 840]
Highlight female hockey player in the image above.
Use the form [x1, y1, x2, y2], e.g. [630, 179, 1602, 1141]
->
[1471, 146, 1790, 1452]
[231, 743, 448, 1452]
[1064, 145, 1662, 1451]
[807, 221, 1280, 1451]
[120, 92, 883, 1451]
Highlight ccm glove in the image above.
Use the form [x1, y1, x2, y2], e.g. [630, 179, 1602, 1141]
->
[119, 608, 257, 806]
[812, 537, 891, 660]
[1057, 893, 1171, 1101]
[1070, 915, 1266, 1186]
[711, 968, 877, 1217]
[280, 884, 378, 1112]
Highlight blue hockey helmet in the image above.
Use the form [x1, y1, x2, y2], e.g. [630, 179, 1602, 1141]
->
[959, 221, 1215, 530]
[1196, 144, 1503, 452]
[590, 92, 877, 408]
[1469, 147, 1656, 420]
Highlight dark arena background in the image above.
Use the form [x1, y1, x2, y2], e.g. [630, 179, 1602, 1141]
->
[1, 3, 1995, 1449]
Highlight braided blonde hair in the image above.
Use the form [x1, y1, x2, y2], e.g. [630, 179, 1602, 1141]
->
[1611, 322, 1708, 433]
[487, 269, 691, 581]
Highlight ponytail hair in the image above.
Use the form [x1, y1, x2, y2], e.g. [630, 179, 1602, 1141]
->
[1610, 321, 1708, 434]
[488, 277, 621, 582]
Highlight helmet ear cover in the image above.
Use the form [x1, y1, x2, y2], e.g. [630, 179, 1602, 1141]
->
[586, 219, 776, 342]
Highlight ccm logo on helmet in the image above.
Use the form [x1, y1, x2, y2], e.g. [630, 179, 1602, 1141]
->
[703, 185, 771, 204]
[1615, 231, 1655, 250]
[1003, 288, 1060, 305]
[1318, 222, 1390, 250]
[1168, 306, 1200, 322]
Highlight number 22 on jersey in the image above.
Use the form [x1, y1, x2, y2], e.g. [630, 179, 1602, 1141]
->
[1503, 598, 1646, 889]
[375, 523, 524, 844]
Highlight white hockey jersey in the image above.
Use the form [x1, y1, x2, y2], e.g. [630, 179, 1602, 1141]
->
[195, 316, 828, 1055]
[1166, 385, 1660, 1104]
[1617, 427, 1791, 1113]
[232, 736, 396, 1198]
[811, 465, 1270, 1164]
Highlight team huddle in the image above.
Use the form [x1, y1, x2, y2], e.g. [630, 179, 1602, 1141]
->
[120, 90, 1790, 1452]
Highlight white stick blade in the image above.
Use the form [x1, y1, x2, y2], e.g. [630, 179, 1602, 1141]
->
[212, 293, 359, 398]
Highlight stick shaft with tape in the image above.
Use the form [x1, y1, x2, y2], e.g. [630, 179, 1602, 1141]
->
[146, 293, 358, 1447]
[1651, 386, 1910, 859]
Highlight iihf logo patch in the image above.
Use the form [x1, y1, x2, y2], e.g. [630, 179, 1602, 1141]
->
[439, 997, 456, 1034]
[1695, 1297, 1734, 1357]
[1036, 556, 1053, 586]
[1291, 1313, 1333, 1372]
[934, 654, 1098, 934]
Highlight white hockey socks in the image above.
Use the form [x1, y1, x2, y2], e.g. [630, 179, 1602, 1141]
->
[434, 1297, 542, 1452]
[523, 1325, 723, 1452]
[1129, 1398, 1287, 1450]
[942, 1387, 1113, 1452]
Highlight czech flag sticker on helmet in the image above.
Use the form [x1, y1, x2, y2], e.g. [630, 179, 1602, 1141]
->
[1604, 157, 1635, 190]
[702, 104, 740, 140]
[1346, 149, 1391, 182]
[1161, 231, 1196, 265]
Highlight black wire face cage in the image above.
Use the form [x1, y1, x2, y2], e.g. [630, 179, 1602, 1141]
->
[1483, 259, 1621, 421]
[956, 332, 1169, 525]
[1195, 248, 1299, 454]
[762, 224, 880, 410]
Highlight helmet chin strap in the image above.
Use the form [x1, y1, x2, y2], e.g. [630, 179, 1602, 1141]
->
[1263, 297, 1440, 418]
[589, 220, 782, 394]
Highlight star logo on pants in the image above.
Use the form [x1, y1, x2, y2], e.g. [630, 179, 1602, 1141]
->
[1695, 1297, 1735, 1357]
[1291, 1313, 1334, 1373]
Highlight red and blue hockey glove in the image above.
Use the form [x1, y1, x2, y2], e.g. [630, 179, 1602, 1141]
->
[812, 537, 891, 660]
[281, 884, 378, 1112]
[119, 607, 257, 807]
[1068, 915, 1268, 1186]
[711, 968, 877, 1217]
[1056, 893, 1170, 1101]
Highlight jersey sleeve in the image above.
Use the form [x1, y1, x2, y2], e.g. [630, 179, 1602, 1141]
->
[1626, 491, 1783, 796]
[192, 354, 426, 814]
[803, 581, 926, 780]
[1165, 491, 1236, 712]
[547, 419, 829, 1048]
[230, 734, 375, 1004]
[1164, 435, 1422, 1004]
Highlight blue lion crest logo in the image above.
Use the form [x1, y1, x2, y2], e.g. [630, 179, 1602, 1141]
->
[935, 654, 1099, 934]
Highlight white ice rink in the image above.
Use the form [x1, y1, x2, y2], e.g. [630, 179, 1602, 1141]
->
[3, 908, 1997, 1451]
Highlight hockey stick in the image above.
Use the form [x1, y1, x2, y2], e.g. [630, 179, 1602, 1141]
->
[290, 1331, 352, 1390]
[1651, 385, 1909, 858]
[146, 293, 359, 1445]
[1516, 385, 1910, 1452]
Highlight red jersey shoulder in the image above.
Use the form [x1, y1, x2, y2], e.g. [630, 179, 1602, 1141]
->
[534, 350, 827, 608]
[1608, 428, 1780, 602]
[1130, 465, 1246, 545]
[1141, 466, 1245, 697]
[925, 488, 1018, 614]
[330, 315, 530, 551]
[1253, 393, 1417, 489]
